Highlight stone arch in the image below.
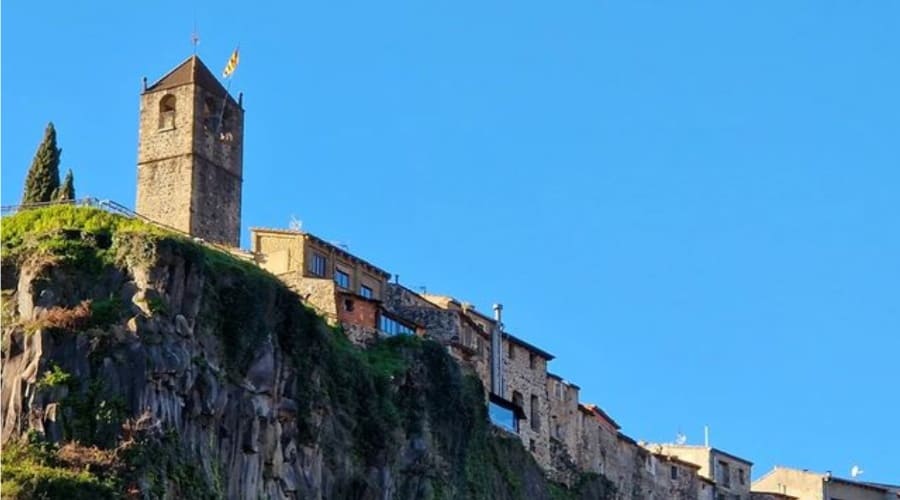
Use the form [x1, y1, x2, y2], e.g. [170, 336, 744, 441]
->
[158, 94, 176, 129]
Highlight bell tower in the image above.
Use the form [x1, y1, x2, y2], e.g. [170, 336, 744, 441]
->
[136, 55, 244, 247]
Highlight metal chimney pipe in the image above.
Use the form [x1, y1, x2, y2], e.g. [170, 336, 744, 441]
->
[490, 303, 504, 397]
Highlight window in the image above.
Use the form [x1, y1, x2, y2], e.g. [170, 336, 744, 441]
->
[489, 401, 517, 433]
[344, 299, 354, 312]
[203, 97, 219, 132]
[359, 285, 373, 299]
[158, 95, 176, 129]
[379, 315, 414, 336]
[738, 469, 745, 485]
[718, 460, 731, 488]
[529, 353, 537, 369]
[529, 439, 536, 452]
[508, 345, 516, 360]
[334, 269, 350, 289]
[670, 465, 678, 480]
[309, 253, 326, 276]
[530, 395, 540, 431]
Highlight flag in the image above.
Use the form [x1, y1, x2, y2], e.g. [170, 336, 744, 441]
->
[222, 48, 239, 78]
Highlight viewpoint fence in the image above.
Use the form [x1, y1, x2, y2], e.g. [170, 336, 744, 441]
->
[1, 197, 250, 258]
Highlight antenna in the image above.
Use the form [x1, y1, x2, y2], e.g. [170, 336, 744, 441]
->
[704, 425, 710, 447]
[675, 431, 687, 445]
[288, 215, 303, 231]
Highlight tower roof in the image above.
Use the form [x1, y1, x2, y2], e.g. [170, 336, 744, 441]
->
[145, 55, 235, 102]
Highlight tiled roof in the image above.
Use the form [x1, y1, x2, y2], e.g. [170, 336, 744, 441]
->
[145, 55, 237, 105]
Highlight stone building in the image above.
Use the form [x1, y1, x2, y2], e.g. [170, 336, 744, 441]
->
[643, 444, 753, 500]
[251, 227, 419, 343]
[383, 289, 557, 469]
[749, 493, 797, 500]
[383, 285, 491, 384]
[752, 467, 899, 500]
[547, 374, 581, 459]
[136, 55, 244, 247]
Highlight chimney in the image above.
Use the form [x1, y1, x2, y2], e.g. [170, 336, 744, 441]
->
[490, 303, 504, 397]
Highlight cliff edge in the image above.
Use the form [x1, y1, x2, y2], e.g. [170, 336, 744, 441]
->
[0, 206, 612, 499]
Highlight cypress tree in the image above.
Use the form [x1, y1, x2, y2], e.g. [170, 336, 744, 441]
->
[58, 169, 76, 201]
[22, 122, 62, 204]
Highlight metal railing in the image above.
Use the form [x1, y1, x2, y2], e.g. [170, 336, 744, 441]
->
[1, 197, 250, 258]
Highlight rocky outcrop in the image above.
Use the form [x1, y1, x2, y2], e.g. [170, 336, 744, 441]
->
[0, 207, 612, 499]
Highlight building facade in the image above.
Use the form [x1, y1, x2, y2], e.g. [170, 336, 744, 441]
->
[752, 467, 899, 500]
[136, 56, 244, 247]
[643, 444, 753, 500]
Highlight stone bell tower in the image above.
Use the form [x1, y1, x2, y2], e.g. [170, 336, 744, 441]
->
[136, 55, 244, 247]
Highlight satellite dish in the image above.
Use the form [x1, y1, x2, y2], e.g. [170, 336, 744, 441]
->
[675, 432, 687, 445]
[851, 465, 864, 478]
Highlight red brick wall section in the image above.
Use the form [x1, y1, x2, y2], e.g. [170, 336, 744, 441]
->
[338, 294, 378, 329]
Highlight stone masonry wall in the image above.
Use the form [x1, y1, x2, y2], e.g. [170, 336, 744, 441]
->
[191, 154, 241, 246]
[504, 340, 551, 469]
[279, 275, 339, 324]
[136, 85, 196, 234]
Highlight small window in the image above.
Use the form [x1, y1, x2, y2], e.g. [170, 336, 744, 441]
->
[158, 95, 176, 129]
[738, 469, 745, 485]
[359, 285, 373, 299]
[309, 253, 326, 276]
[344, 299, 354, 312]
[508, 345, 516, 360]
[529, 439, 536, 452]
[334, 269, 350, 289]
[530, 395, 540, 431]
[718, 461, 730, 488]
[671, 465, 678, 480]
[529, 353, 537, 369]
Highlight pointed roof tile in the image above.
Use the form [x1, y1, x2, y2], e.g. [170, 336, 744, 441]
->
[145, 55, 234, 102]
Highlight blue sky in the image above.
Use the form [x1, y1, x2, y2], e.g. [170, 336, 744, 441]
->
[4, 0, 898, 483]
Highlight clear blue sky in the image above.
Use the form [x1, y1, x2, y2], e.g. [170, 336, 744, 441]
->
[4, 0, 898, 484]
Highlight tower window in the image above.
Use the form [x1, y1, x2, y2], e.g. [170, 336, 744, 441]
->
[158, 95, 176, 130]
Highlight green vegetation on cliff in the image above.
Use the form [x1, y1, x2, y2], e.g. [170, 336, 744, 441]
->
[1, 206, 610, 499]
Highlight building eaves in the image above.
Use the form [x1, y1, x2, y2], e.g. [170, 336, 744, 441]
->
[503, 332, 554, 360]
[653, 444, 753, 466]
[547, 372, 580, 389]
[652, 453, 702, 470]
[828, 477, 889, 493]
[578, 403, 621, 430]
[251, 226, 392, 279]
[144, 55, 236, 105]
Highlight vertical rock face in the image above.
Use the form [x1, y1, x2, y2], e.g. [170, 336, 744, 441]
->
[0, 210, 613, 499]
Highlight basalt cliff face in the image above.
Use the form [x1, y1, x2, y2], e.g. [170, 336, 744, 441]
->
[0, 207, 612, 500]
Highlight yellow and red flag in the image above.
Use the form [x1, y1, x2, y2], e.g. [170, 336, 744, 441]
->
[222, 48, 240, 78]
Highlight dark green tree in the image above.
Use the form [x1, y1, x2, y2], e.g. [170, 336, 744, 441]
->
[22, 122, 62, 205]
[57, 169, 76, 201]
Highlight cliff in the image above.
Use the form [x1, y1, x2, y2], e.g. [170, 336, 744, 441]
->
[0, 206, 613, 499]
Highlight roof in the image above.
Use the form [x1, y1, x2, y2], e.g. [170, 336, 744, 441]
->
[251, 227, 391, 278]
[651, 444, 753, 466]
[419, 293, 555, 359]
[145, 55, 238, 105]
[652, 453, 702, 470]
[578, 403, 621, 430]
[503, 333, 554, 360]
[547, 372, 581, 390]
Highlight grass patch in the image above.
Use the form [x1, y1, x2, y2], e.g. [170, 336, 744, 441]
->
[0, 435, 117, 500]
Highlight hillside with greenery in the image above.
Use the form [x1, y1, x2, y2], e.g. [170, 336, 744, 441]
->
[0, 206, 612, 499]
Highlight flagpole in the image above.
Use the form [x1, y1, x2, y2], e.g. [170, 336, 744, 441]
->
[216, 45, 240, 139]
